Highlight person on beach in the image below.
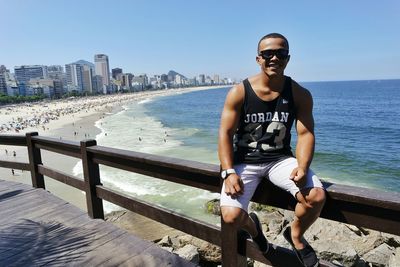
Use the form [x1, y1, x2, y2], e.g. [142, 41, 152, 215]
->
[218, 33, 326, 267]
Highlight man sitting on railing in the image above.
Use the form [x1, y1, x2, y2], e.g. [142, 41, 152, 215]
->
[218, 33, 326, 267]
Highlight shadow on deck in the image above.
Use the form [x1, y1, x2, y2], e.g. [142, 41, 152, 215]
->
[0, 179, 196, 267]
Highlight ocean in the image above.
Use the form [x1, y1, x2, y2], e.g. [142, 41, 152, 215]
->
[74, 79, 400, 225]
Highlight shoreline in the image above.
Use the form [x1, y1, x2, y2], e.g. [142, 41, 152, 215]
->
[0, 85, 227, 212]
[0, 85, 228, 136]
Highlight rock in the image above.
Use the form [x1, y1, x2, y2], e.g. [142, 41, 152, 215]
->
[205, 199, 221, 216]
[178, 234, 221, 263]
[363, 243, 395, 267]
[249, 202, 278, 213]
[160, 246, 174, 253]
[174, 244, 200, 264]
[331, 260, 345, 266]
[304, 218, 360, 244]
[382, 233, 400, 248]
[157, 235, 172, 247]
[282, 209, 294, 226]
[257, 210, 284, 237]
[352, 230, 384, 256]
[254, 261, 270, 267]
[389, 247, 400, 267]
[311, 239, 360, 267]
[345, 225, 363, 236]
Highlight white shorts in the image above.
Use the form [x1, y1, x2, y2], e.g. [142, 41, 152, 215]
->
[220, 157, 324, 211]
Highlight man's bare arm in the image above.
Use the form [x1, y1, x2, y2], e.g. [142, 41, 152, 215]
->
[218, 84, 244, 197]
[291, 83, 315, 186]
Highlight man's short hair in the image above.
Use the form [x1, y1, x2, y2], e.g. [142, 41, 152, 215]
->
[257, 33, 289, 53]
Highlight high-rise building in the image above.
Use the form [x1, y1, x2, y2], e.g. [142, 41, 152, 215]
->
[112, 68, 122, 79]
[0, 65, 7, 74]
[28, 78, 60, 98]
[0, 74, 6, 95]
[205, 76, 212, 85]
[92, 75, 103, 94]
[47, 65, 64, 79]
[175, 75, 183, 85]
[122, 73, 133, 89]
[132, 74, 148, 90]
[160, 74, 168, 82]
[14, 65, 48, 84]
[0, 65, 8, 95]
[198, 74, 205, 85]
[65, 60, 94, 93]
[94, 54, 110, 91]
[47, 65, 66, 93]
[82, 65, 94, 94]
[213, 74, 220, 85]
[65, 64, 83, 92]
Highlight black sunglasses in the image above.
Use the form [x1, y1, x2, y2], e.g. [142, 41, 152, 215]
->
[259, 49, 289, 60]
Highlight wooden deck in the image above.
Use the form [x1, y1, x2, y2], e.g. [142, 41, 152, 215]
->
[0, 179, 197, 267]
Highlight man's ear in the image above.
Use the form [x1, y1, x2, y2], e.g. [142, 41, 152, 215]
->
[256, 55, 263, 65]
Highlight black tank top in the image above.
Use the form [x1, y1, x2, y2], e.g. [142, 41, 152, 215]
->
[233, 76, 296, 164]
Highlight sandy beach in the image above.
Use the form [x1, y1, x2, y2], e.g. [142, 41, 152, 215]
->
[0, 85, 226, 211]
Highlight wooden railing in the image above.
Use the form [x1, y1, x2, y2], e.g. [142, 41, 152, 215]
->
[1, 132, 399, 267]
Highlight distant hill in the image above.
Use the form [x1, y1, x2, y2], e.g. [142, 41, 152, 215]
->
[72, 60, 95, 67]
[168, 70, 186, 79]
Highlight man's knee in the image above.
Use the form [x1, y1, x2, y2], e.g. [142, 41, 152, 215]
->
[307, 187, 326, 209]
[221, 206, 246, 226]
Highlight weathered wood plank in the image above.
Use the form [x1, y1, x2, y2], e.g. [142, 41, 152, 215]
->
[53, 228, 135, 266]
[58, 230, 129, 266]
[0, 191, 59, 218]
[0, 160, 29, 170]
[13, 221, 125, 266]
[32, 135, 81, 158]
[0, 181, 34, 194]
[38, 164, 85, 191]
[0, 134, 27, 146]
[97, 185, 221, 245]
[0, 180, 195, 266]
[88, 145, 220, 192]
[0, 220, 100, 264]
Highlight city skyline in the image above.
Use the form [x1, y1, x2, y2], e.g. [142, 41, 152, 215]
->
[3, 57, 234, 83]
[1, 1, 400, 82]
[0, 53, 232, 98]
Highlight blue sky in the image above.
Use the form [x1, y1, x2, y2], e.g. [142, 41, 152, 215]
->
[1, 0, 399, 82]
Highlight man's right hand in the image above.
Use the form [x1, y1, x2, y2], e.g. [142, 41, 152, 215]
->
[224, 174, 244, 198]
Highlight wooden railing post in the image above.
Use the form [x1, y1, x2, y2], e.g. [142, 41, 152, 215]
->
[81, 139, 104, 219]
[221, 218, 247, 266]
[26, 132, 45, 189]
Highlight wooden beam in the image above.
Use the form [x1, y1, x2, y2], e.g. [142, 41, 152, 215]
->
[37, 165, 85, 191]
[0, 160, 29, 170]
[251, 179, 400, 236]
[0, 134, 27, 146]
[32, 135, 81, 158]
[87, 145, 220, 192]
[96, 185, 221, 246]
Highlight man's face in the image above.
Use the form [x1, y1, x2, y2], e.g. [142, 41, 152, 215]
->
[256, 37, 290, 78]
